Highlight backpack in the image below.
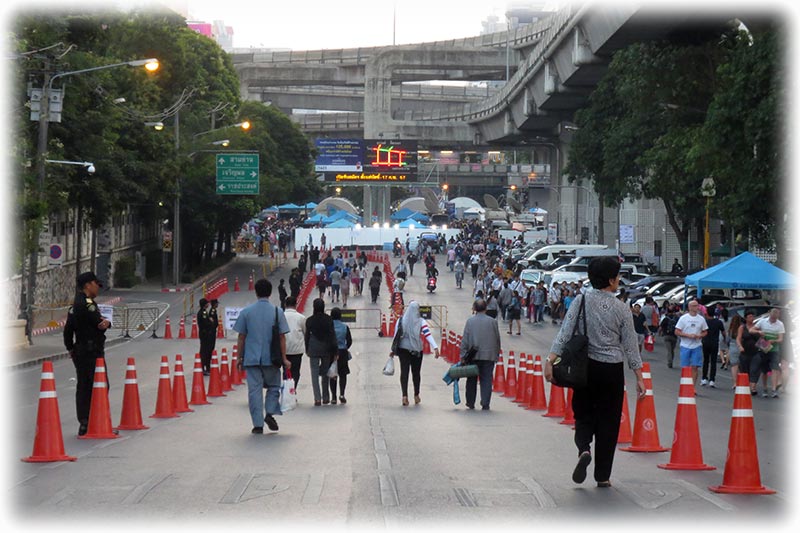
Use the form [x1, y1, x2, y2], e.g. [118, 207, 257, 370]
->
[661, 315, 677, 337]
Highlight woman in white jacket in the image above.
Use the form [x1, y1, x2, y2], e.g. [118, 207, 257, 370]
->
[282, 296, 307, 389]
[389, 301, 440, 406]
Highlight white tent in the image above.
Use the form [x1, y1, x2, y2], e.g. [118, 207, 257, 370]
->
[449, 196, 481, 210]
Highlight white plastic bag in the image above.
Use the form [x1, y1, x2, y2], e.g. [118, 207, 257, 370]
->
[383, 356, 395, 376]
[327, 362, 339, 379]
[280, 375, 297, 413]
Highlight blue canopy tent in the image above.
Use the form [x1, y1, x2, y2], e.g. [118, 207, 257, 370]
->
[399, 218, 427, 229]
[325, 218, 357, 228]
[304, 213, 326, 224]
[322, 210, 361, 225]
[407, 211, 430, 223]
[277, 203, 302, 211]
[684, 252, 795, 300]
[391, 207, 417, 221]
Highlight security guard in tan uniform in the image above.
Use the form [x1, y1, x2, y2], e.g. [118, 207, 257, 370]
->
[67, 271, 111, 436]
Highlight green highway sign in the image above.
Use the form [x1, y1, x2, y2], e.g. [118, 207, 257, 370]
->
[216, 153, 260, 195]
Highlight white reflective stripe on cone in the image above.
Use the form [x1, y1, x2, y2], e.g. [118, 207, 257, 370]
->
[677, 397, 696, 405]
[731, 409, 754, 417]
[95, 367, 105, 372]
[645, 390, 654, 396]
[735, 386, 751, 394]
[160, 362, 169, 367]
[174, 371, 184, 376]
[680, 378, 694, 385]
[41, 372, 55, 379]
[124, 379, 138, 385]
[39, 391, 57, 398]
[160, 374, 170, 379]
[93, 382, 107, 388]
[127, 365, 136, 370]
[642, 372, 651, 378]
[533, 371, 542, 376]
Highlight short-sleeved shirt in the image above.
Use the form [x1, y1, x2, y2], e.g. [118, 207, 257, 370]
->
[755, 317, 785, 352]
[330, 270, 342, 286]
[675, 313, 708, 349]
[233, 298, 290, 367]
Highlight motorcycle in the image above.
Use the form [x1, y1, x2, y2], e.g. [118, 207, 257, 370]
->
[427, 276, 437, 293]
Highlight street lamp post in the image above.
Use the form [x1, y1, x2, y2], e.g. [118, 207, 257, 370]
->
[701, 177, 716, 268]
[23, 57, 158, 343]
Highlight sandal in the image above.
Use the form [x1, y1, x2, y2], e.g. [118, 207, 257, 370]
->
[402, 397, 409, 406]
[597, 481, 612, 488]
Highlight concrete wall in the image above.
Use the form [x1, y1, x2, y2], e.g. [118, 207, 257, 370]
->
[294, 227, 462, 250]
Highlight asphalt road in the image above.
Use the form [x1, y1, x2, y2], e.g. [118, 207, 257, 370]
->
[6, 253, 794, 528]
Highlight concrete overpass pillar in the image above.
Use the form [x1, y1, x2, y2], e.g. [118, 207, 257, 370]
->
[363, 186, 374, 226]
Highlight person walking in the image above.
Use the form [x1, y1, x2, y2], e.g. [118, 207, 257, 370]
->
[675, 300, 708, 390]
[737, 310, 761, 395]
[459, 298, 502, 410]
[330, 266, 342, 303]
[278, 279, 288, 310]
[507, 290, 522, 335]
[454, 257, 465, 289]
[751, 308, 785, 397]
[368, 270, 382, 304]
[282, 296, 306, 390]
[659, 306, 679, 368]
[701, 309, 727, 388]
[631, 304, 647, 353]
[407, 252, 417, 277]
[233, 279, 291, 434]
[340, 271, 351, 307]
[544, 257, 645, 488]
[329, 307, 353, 404]
[389, 301, 440, 406]
[65, 271, 111, 436]
[727, 314, 744, 387]
[197, 298, 215, 375]
[304, 298, 338, 406]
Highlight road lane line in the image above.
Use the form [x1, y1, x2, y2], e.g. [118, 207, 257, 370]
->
[517, 476, 557, 508]
[122, 473, 171, 504]
[302, 473, 325, 505]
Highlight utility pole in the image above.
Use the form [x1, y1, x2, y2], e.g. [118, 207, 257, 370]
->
[173, 108, 181, 286]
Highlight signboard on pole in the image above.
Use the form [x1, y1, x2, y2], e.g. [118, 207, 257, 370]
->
[48, 243, 63, 266]
[162, 230, 173, 252]
[546, 223, 558, 244]
[216, 154, 259, 195]
[224, 307, 243, 331]
[316, 138, 418, 182]
[619, 224, 635, 244]
[340, 309, 357, 323]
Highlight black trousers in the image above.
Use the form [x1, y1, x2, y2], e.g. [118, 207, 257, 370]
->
[465, 360, 496, 409]
[284, 354, 302, 388]
[370, 287, 380, 303]
[200, 338, 214, 372]
[397, 348, 422, 397]
[571, 359, 624, 483]
[702, 343, 719, 381]
[72, 352, 106, 425]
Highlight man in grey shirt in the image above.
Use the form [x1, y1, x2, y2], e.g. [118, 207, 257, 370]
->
[329, 267, 342, 303]
[459, 299, 502, 410]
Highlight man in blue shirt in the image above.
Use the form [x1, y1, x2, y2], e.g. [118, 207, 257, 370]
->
[234, 279, 291, 434]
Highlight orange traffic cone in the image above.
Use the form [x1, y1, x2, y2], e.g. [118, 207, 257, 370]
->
[449, 331, 459, 362]
[526, 355, 548, 410]
[248, 274, 254, 291]
[80, 358, 119, 439]
[234, 276, 240, 292]
[513, 354, 528, 404]
[216, 318, 225, 339]
[456, 335, 463, 364]
[543, 383, 566, 418]
[230, 345, 243, 385]
[709, 373, 776, 494]
[220, 348, 233, 392]
[440, 329, 448, 359]
[190, 316, 199, 339]
[658, 367, 714, 470]
[379, 313, 388, 337]
[22, 361, 77, 462]
[493, 353, 506, 391]
[150, 356, 178, 418]
[163, 317, 173, 339]
[179, 316, 188, 339]
[207, 352, 226, 397]
[621, 363, 669, 453]
[422, 335, 431, 355]
[293, 248, 297, 259]
[116, 357, 149, 430]
[617, 383, 633, 444]
[189, 354, 211, 406]
[560, 387, 576, 426]
[172, 355, 194, 414]
[504, 351, 517, 398]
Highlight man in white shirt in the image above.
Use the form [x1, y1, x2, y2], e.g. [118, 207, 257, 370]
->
[447, 248, 456, 271]
[675, 300, 708, 388]
[470, 253, 481, 279]
[753, 308, 785, 397]
[282, 296, 307, 390]
[314, 261, 325, 276]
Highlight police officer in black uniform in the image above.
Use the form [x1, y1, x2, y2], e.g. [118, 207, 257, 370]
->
[198, 298, 214, 375]
[209, 299, 220, 349]
[65, 272, 111, 436]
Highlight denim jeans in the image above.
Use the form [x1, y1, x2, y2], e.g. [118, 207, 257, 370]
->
[465, 360, 496, 409]
[245, 365, 282, 428]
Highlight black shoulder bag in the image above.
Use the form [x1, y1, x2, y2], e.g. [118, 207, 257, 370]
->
[551, 294, 589, 389]
[270, 307, 283, 367]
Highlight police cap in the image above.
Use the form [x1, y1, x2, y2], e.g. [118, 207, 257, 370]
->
[76, 271, 102, 288]
[199, 298, 208, 307]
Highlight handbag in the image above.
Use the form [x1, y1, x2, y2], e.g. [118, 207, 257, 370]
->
[644, 334, 655, 352]
[270, 307, 283, 367]
[327, 361, 339, 379]
[551, 294, 589, 389]
[383, 356, 395, 376]
[280, 371, 297, 413]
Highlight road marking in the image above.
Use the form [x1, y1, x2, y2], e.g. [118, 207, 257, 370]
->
[374, 436, 387, 451]
[302, 473, 325, 505]
[454, 487, 477, 507]
[219, 473, 254, 504]
[674, 479, 734, 511]
[614, 480, 681, 509]
[41, 488, 73, 506]
[379, 473, 399, 507]
[517, 476, 557, 508]
[122, 473, 171, 504]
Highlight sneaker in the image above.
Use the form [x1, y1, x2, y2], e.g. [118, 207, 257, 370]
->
[339, 396, 347, 404]
[701, 379, 708, 386]
[78, 423, 88, 437]
[331, 398, 337, 405]
[264, 414, 279, 431]
[709, 381, 716, 388]
[761, 391, 768, 398]
[314, 400, 322, 406]
[771, 390, 779, 398]
[251, 426, 263, 434]
[572, 451, 592, 484]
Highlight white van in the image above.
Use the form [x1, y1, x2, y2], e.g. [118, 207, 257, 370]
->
[518, 244, 608, 268]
